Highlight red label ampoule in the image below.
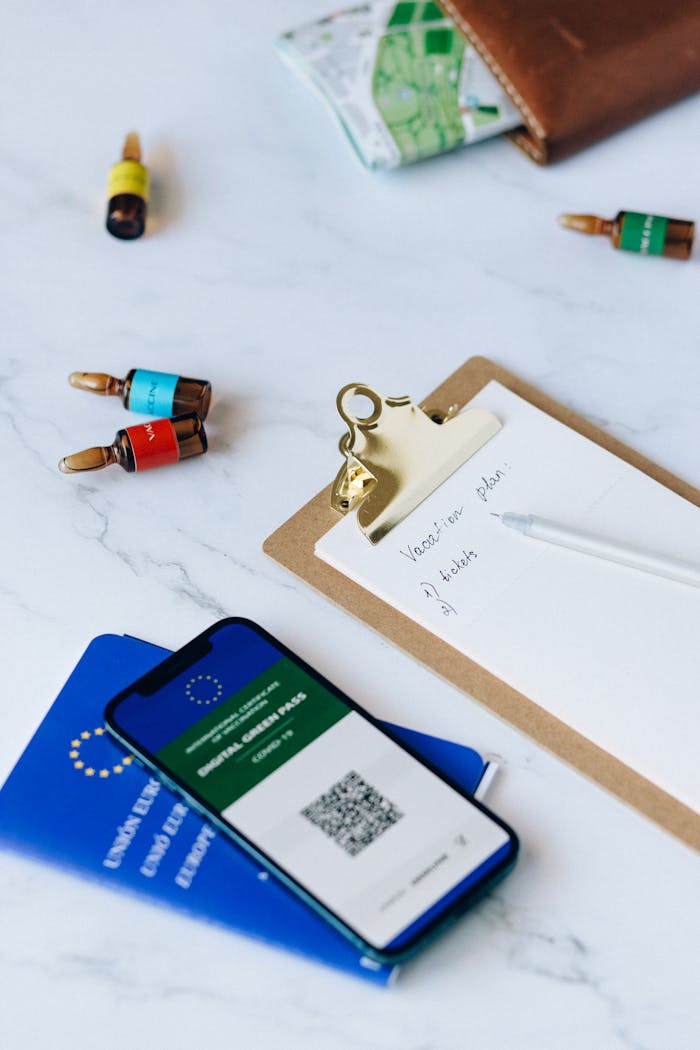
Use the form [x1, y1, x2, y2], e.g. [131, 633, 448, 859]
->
[59, 413, 207, 474]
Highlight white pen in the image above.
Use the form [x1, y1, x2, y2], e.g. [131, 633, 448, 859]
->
[498, 512, 700, 589]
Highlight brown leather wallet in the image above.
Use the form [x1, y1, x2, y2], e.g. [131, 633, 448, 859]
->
[441, 0, 700, 162]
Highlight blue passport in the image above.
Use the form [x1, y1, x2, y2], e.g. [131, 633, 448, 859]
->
[0, 634, 492, 984]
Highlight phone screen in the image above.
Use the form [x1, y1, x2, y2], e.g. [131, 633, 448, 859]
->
[106, 620, 516, 956]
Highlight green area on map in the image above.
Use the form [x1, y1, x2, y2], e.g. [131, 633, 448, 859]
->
[373, 1, 466, 162]
[157, 658, 349, 811]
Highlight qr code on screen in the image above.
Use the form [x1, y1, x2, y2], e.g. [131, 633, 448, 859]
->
[301, 770, 403, 857]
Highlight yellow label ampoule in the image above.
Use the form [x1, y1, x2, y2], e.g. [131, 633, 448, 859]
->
[106, 132, 149, 240]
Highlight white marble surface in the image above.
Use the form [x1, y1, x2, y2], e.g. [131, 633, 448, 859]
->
[1, 2, 698, 1047]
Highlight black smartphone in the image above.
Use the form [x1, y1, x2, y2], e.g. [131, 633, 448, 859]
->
[105, 618, 518, 963]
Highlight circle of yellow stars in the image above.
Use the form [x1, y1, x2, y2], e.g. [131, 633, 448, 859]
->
[68, 725, 135, 779]
[185, 674, 223, 706]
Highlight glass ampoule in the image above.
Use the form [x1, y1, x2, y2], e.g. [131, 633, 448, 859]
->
[69, 369, 212, 420]
[59, 413, 207, 474]
[558, 211, 694, 260]
[106, 132, 149, 240]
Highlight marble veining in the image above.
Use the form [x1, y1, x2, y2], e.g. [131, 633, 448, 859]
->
[0, 2, 698, 1048]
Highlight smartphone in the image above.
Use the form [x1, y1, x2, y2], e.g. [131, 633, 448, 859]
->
[105, 618, 518, 963]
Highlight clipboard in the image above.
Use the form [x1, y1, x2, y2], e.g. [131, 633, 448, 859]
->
[264, 357, 700, 851]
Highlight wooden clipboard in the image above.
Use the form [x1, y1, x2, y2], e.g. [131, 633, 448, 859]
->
[264, 357, 700, 850]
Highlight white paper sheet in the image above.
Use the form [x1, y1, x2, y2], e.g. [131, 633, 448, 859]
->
[316, 382, 700, 813]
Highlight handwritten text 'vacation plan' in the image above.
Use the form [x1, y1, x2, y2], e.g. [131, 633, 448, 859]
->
[396, 463, 511, 615]
[398, 507, 476, 614]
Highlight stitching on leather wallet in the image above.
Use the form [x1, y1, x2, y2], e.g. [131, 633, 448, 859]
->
[440, 1, 547, 147]
[508, 128, 547, 164]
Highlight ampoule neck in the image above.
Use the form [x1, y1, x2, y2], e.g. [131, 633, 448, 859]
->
[58, 444, 121, 473]
[558, 213, 615, 238]
[69, 371, 126, 398]
[122, 132, 142, 163]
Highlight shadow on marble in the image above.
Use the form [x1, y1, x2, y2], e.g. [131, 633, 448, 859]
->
[146, 142, 185, 235]
[205, 394, 248, 453]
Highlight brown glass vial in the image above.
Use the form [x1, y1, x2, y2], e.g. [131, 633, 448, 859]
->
[59, 413, 207, 474]
[559, 211, 694, 260]
[69, 369, 212, 420]
[106, 132, 149, 240]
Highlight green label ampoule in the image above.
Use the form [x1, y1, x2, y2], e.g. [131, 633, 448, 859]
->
[558, 210, 695, 260]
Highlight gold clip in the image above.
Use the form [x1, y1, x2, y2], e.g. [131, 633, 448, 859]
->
[331, 384, 501, 544]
